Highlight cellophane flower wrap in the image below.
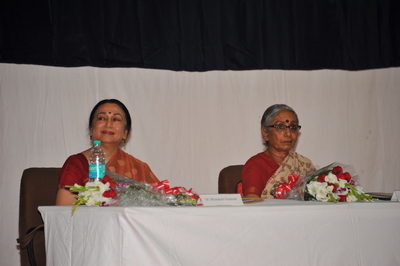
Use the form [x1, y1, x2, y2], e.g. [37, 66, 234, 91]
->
[271, 162, 374, 202]
[67, 171, 199, 215]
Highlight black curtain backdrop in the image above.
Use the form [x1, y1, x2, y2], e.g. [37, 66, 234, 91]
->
[1, 0, 399, 71]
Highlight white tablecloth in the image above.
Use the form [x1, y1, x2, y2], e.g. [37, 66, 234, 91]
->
[39, 200, 400, 266]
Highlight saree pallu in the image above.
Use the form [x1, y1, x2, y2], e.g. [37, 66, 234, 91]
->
[261, 151, 315, 199]
[107, 149, 159, 184]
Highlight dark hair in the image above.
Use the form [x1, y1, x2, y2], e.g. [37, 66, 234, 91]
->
[89, 99, 132, 136]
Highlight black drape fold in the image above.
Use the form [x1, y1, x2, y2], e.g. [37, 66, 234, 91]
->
[0, 0, 399, 71]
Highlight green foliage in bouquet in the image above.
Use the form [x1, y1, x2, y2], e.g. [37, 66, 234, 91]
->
[174, 193, 198, 206]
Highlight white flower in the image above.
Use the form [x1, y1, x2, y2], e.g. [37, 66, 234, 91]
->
[315, 184, 333, 202]
[331, 193, 340, 201]
[102, 197, 113, 205]
[77, 181, 113, 206]
[347, 194, 358, 202]
[307, 181, 324, 196]
[84, 190, 104, 206]
[337, 179, 348, 188]
[97, 182, 110, 193]
[306, 181, 333, 202]
[337, 187, 349, 195]
[326, 172, 338, 183]
[85, 197, 98, 206]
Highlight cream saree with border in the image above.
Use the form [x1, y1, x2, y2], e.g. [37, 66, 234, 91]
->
[261, 151, 315, 199]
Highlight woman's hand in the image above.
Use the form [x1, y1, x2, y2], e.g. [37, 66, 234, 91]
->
[243, 193, 260, 198]
[55, 188, 77, 205]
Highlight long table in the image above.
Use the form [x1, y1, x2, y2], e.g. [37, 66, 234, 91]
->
[39, 200, 400, 266]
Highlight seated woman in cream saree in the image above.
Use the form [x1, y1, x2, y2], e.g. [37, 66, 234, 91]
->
[242, 151, 315, 198]
[242, 104, 315, 198]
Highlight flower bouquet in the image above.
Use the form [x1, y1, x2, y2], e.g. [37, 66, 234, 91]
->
[270, 162, 374, 202]
[67, 171, 199, 215]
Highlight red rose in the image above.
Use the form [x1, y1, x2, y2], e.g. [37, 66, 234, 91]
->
[102, 176, 112, 182]
[102, 176, 117, 187]
[328, 183, 337, 192]
[108, 181, 117, 187]
[343, 172, 352, 182]
[317, 174, 327, 182]
[332, 166, 343, 175]
[337, 173, 345, 180]
[103, 190, 116, 198]
[338, 195, 347, 202]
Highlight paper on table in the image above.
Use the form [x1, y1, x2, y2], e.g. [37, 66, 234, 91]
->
[367, 192, 392, 200]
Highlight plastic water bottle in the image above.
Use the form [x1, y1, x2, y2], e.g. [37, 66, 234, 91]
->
[88, 140, 106, 182]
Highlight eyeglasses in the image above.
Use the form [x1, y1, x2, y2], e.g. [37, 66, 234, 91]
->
[267, 124, 301, 132]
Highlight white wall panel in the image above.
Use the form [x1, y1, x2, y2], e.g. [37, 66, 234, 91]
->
[1, 64, 399, 265]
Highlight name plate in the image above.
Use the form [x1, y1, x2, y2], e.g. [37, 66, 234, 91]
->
[198, 194, 243, 206]
[391, 191, 400, 202]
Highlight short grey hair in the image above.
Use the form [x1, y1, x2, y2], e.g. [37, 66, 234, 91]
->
[261, 104, 299, 132]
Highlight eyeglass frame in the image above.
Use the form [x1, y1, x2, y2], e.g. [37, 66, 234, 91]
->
[266, 124, 301, 132]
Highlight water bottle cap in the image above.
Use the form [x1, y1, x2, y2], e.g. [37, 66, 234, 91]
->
[93, 140, 101, 145]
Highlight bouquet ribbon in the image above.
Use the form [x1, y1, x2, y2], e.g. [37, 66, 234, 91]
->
[152, 180, 199, 200]
[274, 174, 299, 199]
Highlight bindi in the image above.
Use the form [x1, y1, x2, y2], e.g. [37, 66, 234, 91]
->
[286, 119, 289, 123]
[109, 112, 112, 114]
